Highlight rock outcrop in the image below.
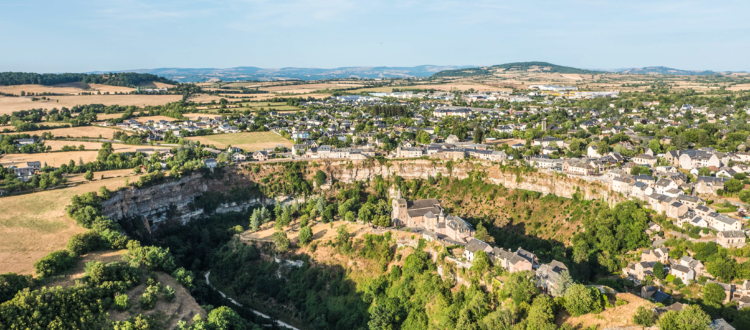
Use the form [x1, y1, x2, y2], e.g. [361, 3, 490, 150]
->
[102, 172, 313, 227]
[102, 173, 208, 224]
[311, 159, 621, 204]
[102, 159, 622, 230]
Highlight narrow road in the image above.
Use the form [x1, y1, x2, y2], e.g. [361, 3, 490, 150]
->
[204, 271, 300, 330]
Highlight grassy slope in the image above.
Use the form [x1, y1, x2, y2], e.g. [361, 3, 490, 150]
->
[0, 169, 140, 274]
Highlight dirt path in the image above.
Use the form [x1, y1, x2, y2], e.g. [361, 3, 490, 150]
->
[204, 271, 300, 330]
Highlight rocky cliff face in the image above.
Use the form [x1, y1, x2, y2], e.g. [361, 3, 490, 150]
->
[312, 159, 622, 204]
[102, 173, 209, 225]
[102, 172, 312, 228]
[103, 159, 622, 230]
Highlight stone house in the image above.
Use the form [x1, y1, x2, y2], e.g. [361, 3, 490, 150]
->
[396, 146, 424, 158]
[642, 248, 669, 264]
[587, 145, 599, 158]
[253, 150, 269, 162]
[670, 264, 695, 283]
[535, 260, 569, 296]
[654, 179, 679, 194]
[706, 213, 741, 231]
[612, 176, 635, 195]
[563, 160, 596, 176]
[678, 256, 707, 277]
[695, 176, 729, 195]
[625, 261, 655, 281]
[232, 153, 247, 162]
[677, 150, 721, 169]
[493, 247, 538, 273]
[717, 230, 746, 248]
[464, 239, 493, 262]
[634, 154, 658, 167]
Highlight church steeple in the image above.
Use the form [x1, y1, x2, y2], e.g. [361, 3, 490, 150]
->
[396, 188, 402, 200]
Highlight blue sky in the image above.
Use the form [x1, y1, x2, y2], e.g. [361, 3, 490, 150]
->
[1, 0, 749, 73]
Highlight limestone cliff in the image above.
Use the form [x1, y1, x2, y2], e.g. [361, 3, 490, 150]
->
[102, 173, 209, 224]
[102, 159, 622, 229]
[308, 159, 622, 205]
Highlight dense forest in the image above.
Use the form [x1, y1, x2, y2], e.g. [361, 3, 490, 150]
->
[0, 72, 176, 87]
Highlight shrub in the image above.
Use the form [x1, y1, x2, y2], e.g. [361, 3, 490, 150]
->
[632, 306, 656, 326]
[66, 231, 104, 257]
[272, 231, 290, 252]
[564, 284, 604, 316]
[146, 272, 159, 287]
[84, 261, 140, 288]
[0, 273, 34, 303]
[139, 285, 161, 310]
[172, 268, 195, 291]
[162, 286, 176, 302]
[114, 293, 130, 311]
[33, 250, 75, 278]
[123, 240, 175, 272]
[298, 226, 313, 245]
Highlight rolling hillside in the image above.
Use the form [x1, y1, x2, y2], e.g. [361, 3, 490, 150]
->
[432, 61, 603, 77]
[615, 66, 718, 75]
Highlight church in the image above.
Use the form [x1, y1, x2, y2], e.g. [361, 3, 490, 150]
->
[391, 189, 475, 243]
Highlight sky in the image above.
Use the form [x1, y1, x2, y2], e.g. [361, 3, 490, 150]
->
[1, 0, 749, 73]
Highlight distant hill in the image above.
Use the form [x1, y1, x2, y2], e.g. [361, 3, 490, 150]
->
[614, 66, 717, 75]
[432, 61, 603, 77]
[92, 65, 477, 83]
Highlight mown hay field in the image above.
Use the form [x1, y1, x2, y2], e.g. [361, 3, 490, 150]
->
[0, 169, 139, 274]
[43, 140, 170, 153]
[2, 126, 120, 139]
[185, 132, 292, 151]
[0, 83, 135, 96]
[0, 151, 100, 167]
[0, 93, 222, 114]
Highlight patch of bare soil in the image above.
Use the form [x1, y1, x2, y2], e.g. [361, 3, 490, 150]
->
[109, 272, 206, 329]
[557, 293, 655, 329]
[44, 250, 128, 288]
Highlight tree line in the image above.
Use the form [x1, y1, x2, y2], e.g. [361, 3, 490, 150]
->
[0, 72, 176, 87]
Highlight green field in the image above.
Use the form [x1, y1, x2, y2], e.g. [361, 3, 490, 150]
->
[240, 102, 300, 111]
[198, 102, 301, 113]
[185, 132, 293, 151]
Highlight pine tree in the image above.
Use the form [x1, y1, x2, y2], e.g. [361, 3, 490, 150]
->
[260, 206, 269, 223]
[316, 196, 326, 213]
[552, 270, 573, 297]
[250, 209, 261, 231]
